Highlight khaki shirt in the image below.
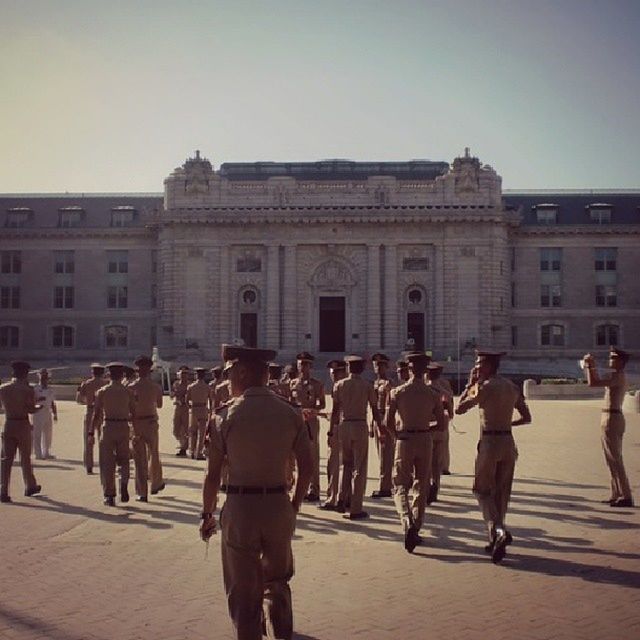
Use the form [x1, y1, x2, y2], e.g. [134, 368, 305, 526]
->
[213, 380, 231, 408]
[333, 375, 376, 421]
[428, 377, 454, 416]
[171, 379, 189, 407]
[94, 381, 135, 422]
[389, 380, 444, 432]
[289, 376, 325, 409]
[187, 380, 210, 409]
[129, 377, 163, 418]
[77, 377, 107, 406]
[458, 375, 528, 432]
[210, 387, 311, 486]
[0, 379, 36, 422]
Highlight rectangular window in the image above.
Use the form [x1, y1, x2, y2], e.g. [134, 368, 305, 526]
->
[0, 326, 19, 348]
[511, 326, 518, 347]
[402, 257, 430, 271]
[107, 250, 128, 274]
[596, 324, 618, 347]
[536, 209, 557, 224]
[5, 210, 30, 228]
[595, 285, 617, 307]
[541, 284, 561, 307]
[54, 286, 74, 309]
[236, 257, 262, 272]
[541, 324, 565, 347]
[52, 325, 74, 348]
[1, 251, 21, 274]
[589, 208, 611, 224]
[105, 325, 128, 348]
[107, 286, 128, 309]
[540, 248, 562, 271]
[594, 247, 617, 271]
[53, 250, 75, 274]
[58, 209, 83, 228]
[511, 282, 516, 308]
[0, 286, 20, 309]
[110, 208, 135, 227]
[151, 284, 157, 308]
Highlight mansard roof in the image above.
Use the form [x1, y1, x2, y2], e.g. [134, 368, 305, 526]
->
[504, 191, 640, 225]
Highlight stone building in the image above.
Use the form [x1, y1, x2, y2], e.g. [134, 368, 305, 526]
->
[1, 150, 638, 371]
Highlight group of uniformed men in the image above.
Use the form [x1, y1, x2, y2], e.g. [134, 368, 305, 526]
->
[0, 343, 634, 640]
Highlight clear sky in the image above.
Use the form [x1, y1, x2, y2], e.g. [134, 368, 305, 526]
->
[1, 0, 638, 192]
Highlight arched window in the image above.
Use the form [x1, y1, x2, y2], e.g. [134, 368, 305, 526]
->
[105, 325, 128, 348]
[405, 286, 427, 351]
[540, 324, 564, 347]
[595, 324, 618, 347]
[238, 287, 260, 348]
[52, 325, 74, 348]
[0, 325, 19, 348]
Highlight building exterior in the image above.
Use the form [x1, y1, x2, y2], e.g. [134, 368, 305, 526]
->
[1, 150, 639, 371]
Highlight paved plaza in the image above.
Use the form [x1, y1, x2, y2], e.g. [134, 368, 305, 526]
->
[1, 397, 639, 640]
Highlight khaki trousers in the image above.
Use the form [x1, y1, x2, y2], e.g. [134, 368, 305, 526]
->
[1, 419, 38, 497]
[473, 434, 517, 540]
[393, 432, 433, 532]
[326, 429, 341, 505]
[221, 494, 296, 640]
[303, 415, 320, 495]
[189, 407, 208, 458]
[430, 425, 448, 489]
[99, 422, 131, 498]
[339, 420, 368, 515]
[442, 428, 451, 471]
[601, 414, 632, 501]
[173, 404, 189, 449]
[132, 417, 164, 497]
[83, 406, 101, 472]
[32, 411, 53, 459]
[374, 425, 395, 493]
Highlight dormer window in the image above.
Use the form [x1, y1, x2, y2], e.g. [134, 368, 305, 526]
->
[533, 204, 558, 224]
[587, 203, 612, 224]
[110, 206, 136, 227]
[58, 207, 84, 228]
[5, 208, 32, 228]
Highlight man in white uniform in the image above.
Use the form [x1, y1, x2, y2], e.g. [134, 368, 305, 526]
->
[32, 369, 57, 459]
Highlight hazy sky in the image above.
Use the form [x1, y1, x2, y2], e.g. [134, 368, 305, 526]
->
[1, 0, 638, 192]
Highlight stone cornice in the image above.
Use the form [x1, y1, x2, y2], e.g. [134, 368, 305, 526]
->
[514, 224, 640, 236]
[0, 227, 156, 240]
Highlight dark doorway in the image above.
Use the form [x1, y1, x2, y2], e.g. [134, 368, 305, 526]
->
[319, 296, 345, 352]
[407, 312, 425, 351]
[240, 313, 258, 348]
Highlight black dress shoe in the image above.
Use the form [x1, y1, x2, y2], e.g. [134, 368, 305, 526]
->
[304, 493, 320, 502]
[120, 484, 130, 503]
[335, 501, 346, 513]
[404, 526, 419, 553]
[86, 469, 94, 475]
[176, 449, 187, 458]
[104, 496, 116, 506]
[136, 496, 148, 502]
[151, 482, 166, 495]
[491, 532, 508, 564]
[344, 511, 369, 520]
[442, 470, 451, 475]
[611, 498, 634, 508]
[371, 490, 392, 498]
[0, 495, 12, 503]
[426, 483, 438, 505]
[318, 502, 337, 511]
[600, 498, 616, 504]
[25, 484, 42, 497]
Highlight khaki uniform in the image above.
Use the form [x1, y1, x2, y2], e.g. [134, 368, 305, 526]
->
[428, 377, 454, 490]
[289, 376, 325, 497]
[0, 379, 39, 498]
[600, 371, 632, 501]
[458, 376, 528, 540]
[77, 376, 107, 472]
[214, 380, 231, 408]
[187, 379, 210, 458]
[171, 379, 190, 451]
[325, 380, 342, 506]
[210, 387, 311, 640]
[388, 380, 443, 532]
[94, 381, 134, 498]
[333, 375, 376, 515]
[129, 377, 164, 498]
[373, 377, 394, 493]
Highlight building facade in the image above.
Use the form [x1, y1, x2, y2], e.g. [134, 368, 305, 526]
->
[1, 150, 639, 370]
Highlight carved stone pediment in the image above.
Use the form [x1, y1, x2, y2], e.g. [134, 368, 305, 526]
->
[309, 258, 356, 288]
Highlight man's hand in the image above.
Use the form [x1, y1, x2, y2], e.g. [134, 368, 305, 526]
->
[368, 428, 375, 438]
[200, 516, 217, 541]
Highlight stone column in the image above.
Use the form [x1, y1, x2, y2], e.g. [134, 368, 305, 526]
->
[265, 244, 280, 349]
[367, 244, 381, 351]
[384, 244, 399, 351]
[282, 244, 297, 350]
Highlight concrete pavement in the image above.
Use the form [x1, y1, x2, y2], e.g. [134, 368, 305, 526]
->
[1, 397, 639, 639]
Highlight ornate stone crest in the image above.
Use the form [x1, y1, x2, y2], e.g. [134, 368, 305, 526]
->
[309, 258, 356, 288]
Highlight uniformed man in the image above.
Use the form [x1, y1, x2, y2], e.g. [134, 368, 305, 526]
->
[331, 355, 383, 520]
[583, 347, 634, 507]
[426, 362, 454, 503]
[455, 350, 531, 563]
[91, 362, 135, 506]
[187, 367, 210, 460]
[396, 359, 410, 384]
[76, 363, 107, 474]
[213, 367, 232, 409]
[267, 363, 290, 398]
[200, 344, 313, 640]
[171, 366, 191, 457]
[289, 352, 325, 502]
[386, 353, 445, 552]
[32, 368, 58, 460]
[129, 355, 165, 502]
[320, 359, 348, 511]
[0, 361, 42, 503]
[370, 353, 394, 499]
[123, 365, 137, 386]
[208, 366, 224, 413]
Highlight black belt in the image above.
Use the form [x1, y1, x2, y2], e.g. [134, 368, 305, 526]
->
[482, 430, 512, 436]
[602, 409, 622, 414]
[404, 429, 428, 433]
[343, 418, 366, 422]
[191, 403, 207, 407]
[135, 415, 157, 420]
[105, 418, 129, 422]
[6, 415, 28, 420]
[224, 485, 287, 495]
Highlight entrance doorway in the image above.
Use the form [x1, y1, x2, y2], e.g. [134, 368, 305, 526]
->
[319, 296, 345, 352]
[407, 312, 425, 351]
[240, 313, 258, 348]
